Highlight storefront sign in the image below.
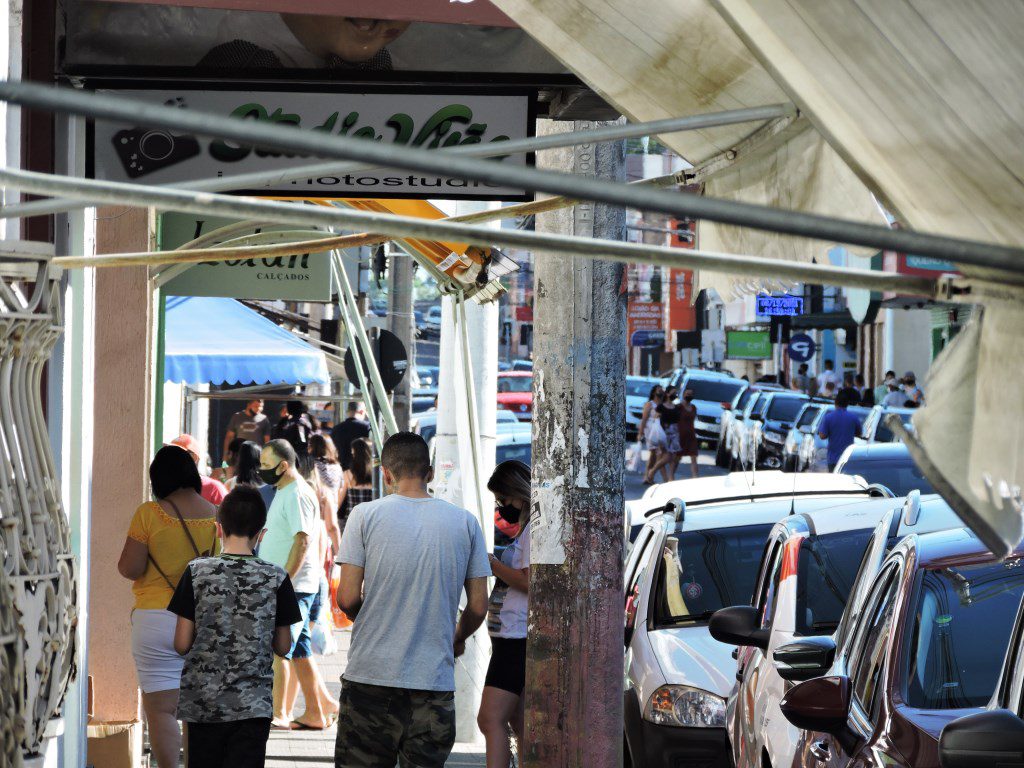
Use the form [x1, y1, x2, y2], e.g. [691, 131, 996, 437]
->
[627, 300, 664, 348]
[91, 88, 534, 200]
[755, 294, 804, 317]
[726, 330, 771, 360]
[158, 212, 334, 301]
[787, 333, 816, 362]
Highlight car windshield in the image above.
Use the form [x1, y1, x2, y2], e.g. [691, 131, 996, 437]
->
[905, 561, 1024, 709]
[767, 397, 806, 422]
[683, 378, 745, 403]
[797, 407, 821, 429]
[496, 442, 531, 464]
[840, 458, 933, 496]
[735, 389, 753, 411]
[496, 409, 519, 424]
[498, 376, 532, 393]
[626, 378, 659, 398]
[654, 524, 774, 625]
[874, 411, 914, 442]
[796, 529, 873, 635]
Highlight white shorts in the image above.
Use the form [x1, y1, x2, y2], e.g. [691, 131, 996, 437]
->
[130, 609, 184, 694]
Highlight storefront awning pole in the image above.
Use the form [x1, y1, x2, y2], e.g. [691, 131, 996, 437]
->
[1, 81, 1020, 272]
[1, 166, 948, 296]
[0, 102, 789, 222]
[456, 290, 486, 530]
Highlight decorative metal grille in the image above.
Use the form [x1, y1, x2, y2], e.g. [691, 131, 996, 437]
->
[0, 249, 77, 765]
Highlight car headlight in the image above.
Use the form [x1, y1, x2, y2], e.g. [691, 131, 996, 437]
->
[643, 685, 726, 728]
[765, 430, 784, 443]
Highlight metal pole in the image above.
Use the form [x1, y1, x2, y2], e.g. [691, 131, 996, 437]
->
[331, 251, 399, 436]
[389, 247, 414, 431]
[0, 101, 791, 221]
[525, 122, 627, 768]
[1, 82, 1020, 272]
[2, 167, 946, 296]
[456, 291, 486, 526]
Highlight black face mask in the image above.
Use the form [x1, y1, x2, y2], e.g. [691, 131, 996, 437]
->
[259, 461, 282, 486]
[496, 503, 521, 525]
[684, 396, 694, 403]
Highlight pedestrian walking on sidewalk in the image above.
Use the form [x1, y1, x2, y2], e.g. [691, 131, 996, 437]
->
[168, 486, 301, 768]
[258, 439, 338, 731]
[676, 389, 701, 479]
[648, 386, 683, 481]
[818, 391, 864, 472]
[337, 437, 375, 537]
[638, 384, 667, 484]
[334, 432, 490, 768]
[117, 446, 219, 768]
[479, 460, 532, 768]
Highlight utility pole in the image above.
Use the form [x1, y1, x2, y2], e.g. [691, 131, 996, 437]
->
[389, 246, 415, 431]
[524, 122, 627, 768]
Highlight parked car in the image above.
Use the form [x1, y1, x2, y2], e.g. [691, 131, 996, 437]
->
[623, 474, 880, 768]
[497, 371, 533, 421]
[709, 493, 899, 768]
[743, 391, 810, 469]
[495, 427, 531, 464]
[511, 359, 533, 371]
[411, 387, 438, 414]
[421, 305, 442, 338]
[666, 369, 746, 445]
[625, 375, 670, 440]
[938, 590, 1024, 767]
[777, 528, 1024, 768]
[781, 401, 829, 472]
[714, 384, 780, 468]
[727, 389, 774, 470]
[859, 404, 916, 443]
[834, 441, 934, 496]
[797, 404, 872, 472]
[415, 365, 440, 388]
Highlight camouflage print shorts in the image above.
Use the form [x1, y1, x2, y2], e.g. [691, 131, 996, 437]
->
[334, 679, 456, 768]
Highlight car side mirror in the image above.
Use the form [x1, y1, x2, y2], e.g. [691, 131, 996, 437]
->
[939, 709, 1024, 768]
[773, 636, 837, 681]
[709, 606, 769, 650]
[780, 675, 851, 735]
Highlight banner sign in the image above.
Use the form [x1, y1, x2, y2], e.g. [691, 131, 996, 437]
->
[627, 300, 664, 348]
[755, 294, 804, 317]
[158, 212, 334, 301]
[91, 87, 534, 200]
[726, 330, 772, 360]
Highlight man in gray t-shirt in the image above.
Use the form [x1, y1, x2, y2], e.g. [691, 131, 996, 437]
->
[223, 399, 272, 461]
[335, 432, 490, 768]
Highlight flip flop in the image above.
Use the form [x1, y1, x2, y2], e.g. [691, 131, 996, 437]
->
[290, 720, 330, 731]
[270, 722, 294, 731]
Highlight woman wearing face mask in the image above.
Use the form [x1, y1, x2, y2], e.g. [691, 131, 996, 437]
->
[639, 384, 669, 485]
[479, 460, 532, 768]
[648, 386, 682, 481]
[676, 388, 700, 478]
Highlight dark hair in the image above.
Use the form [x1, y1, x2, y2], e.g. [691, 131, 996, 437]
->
[218, 486, 267, 539]
[798, 363, 808, 373]
[487, 461, 531, 505]
[266, 438, 297, 466]
[835, 390, 852, 408]
[904, 399, 920, 409]
[885, 370, 896, 378]
[234, 441, 263, 486]
[843, 372, 854, 385]
[648, 384, 663, 401]
[225, 437, 246, 463]
[824, 359, 835, 369]
[346, 401, 362, 415]
[150, 445, 203, 499]
[381, 432, 430, 480]
[286, 400, 307, 418]
[350, 438, 374, 486]
[310, 433, 338, 464]
[854, 374, 866, 386]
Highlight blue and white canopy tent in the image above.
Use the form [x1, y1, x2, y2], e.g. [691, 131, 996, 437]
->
[164, 295, 329, 386]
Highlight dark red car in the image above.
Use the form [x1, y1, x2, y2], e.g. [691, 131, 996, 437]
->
[497, 371, 532, 421]
[775, 528, 1024, 768]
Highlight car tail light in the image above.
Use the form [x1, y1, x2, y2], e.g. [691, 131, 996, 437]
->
[721, 402, 732, 410]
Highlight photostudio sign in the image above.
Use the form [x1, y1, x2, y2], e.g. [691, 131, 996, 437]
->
[90, 87, 534, 200]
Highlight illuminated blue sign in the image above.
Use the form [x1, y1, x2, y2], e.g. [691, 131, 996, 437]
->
[756, 295, 804, 317]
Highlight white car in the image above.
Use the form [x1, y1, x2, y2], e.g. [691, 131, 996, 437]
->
[859, 404, 916, 443]
[710, 495, 903, 768]
[624, 473, 881, 768]
[625, 375, 669, 440]
[797, 404, 873, 471]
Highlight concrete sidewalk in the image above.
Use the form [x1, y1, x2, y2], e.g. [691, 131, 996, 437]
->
[266, 628, 485, 768]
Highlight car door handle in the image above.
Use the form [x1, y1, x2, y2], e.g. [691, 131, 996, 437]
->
[809, 740, 830, 762]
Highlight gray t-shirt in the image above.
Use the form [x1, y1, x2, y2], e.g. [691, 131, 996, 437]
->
[226, 409, 271, 445]
[337, 494, 491, 691]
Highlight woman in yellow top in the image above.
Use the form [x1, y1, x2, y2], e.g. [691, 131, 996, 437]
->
[117, 445, 218, 768]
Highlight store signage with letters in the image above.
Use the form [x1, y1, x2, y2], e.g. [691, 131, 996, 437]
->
[755, 294, 804, 317]
[91, 87, 534, 200]
[726, 330, 772, 360]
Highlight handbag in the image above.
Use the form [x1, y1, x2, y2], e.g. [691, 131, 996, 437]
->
[148, 498, 215, 590]
[626, 442, 644, 473]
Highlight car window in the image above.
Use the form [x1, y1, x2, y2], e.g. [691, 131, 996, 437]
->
[839, 459, 934, 497]
[874, 411, 913, 443]
[751, 396, 770, 418]
[796, 406, 821, 429]
[795, 529, 874, 635]
[736, 389, 753, 411]
[653, 524, 774, 626]
[849, 565, 901, 722]
[626, 379, 658, 398]
[498, 376, 532, 393]
[756, 540, 785, 630]
[625, 527, 656, 596]
[495, 442, 531, 465]
[683, 377, 745, 403]
[767, 397, 806, 422]
[905, 560, 1024, 709]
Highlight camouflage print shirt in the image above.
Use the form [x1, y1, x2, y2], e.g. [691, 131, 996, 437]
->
[168, 554, 301, 722]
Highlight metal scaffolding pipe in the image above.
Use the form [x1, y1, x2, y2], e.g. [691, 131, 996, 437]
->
[0, 81, 1019, 273]
[1, 166, 941, 296]
[0, 101, 787, 221]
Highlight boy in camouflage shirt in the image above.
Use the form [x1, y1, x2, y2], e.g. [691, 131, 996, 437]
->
[169, 486, 302, 768]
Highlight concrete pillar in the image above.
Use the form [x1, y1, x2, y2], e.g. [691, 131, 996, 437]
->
[389, 248, 415, 431]
[88, 206, 155, 730]
[524, 122, 627, 768]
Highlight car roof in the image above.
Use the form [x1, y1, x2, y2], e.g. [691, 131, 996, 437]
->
[772, 496, 900, 537]
[680, 369, 736, 380]
[498, 371, 532, 378]
[841, 442, 912, 460]
[664, 493, 885, 533]
[897, 526, 1024, 567]
[627, 374, 667, 383]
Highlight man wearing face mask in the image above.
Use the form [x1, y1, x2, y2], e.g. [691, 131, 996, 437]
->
[258, 440, 337, 731]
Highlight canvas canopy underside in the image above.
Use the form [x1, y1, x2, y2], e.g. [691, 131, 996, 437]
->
[493, 0, 1024, 553]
